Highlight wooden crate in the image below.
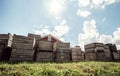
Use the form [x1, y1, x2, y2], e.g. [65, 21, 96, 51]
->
[55, 48, 71, 62]
[38, 41, 53, 51]
[12, 43, 34, 50]
[0, 48, 3, 60]
[0, 33, 13, 47]
[0, 33, 13, 61]
[85, 46, 104, 53]
[10, 49, 34, 61]
[85, 43, 103, 50]
[13, 38, 33, 44]
[53, 42, 70, 51]
[118, 50, 120, 57]
[10, 34, 35, 61]
[13, 34, 34, 45]
[85, 53, 97, 61]
[71, 47, 84, 61]
[36, 51, 53, 62]
[104, 48, 112, 61]
[85, 48, 95, 53]
[96, 51, 105, 61]
[28, 33, 41, 48]
[106, 44, 117, 52]
[113, 52, 120, 60]
[104, 45, 109, 49]
[12, 34, 35, 49]
[28, 33, 41, 41]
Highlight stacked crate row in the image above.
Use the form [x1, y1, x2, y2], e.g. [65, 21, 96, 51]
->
[54, 42, 71, 62]
[0, 33, 12, 61]
[36, 41, 53, 62]
[36, 51, 53, 62]
[117, 50, 120, 60]
[85, 43, 106, 61]
[106, 44, 120, 60]
[28, 33, 41, 47]
[71, 46, 84, 61]
[28, 33, 41, 61]
[0, 33, 120, 62]
[118, 50, 120, 56]
[104, 45, 112, 61]
[9, 34, 35, 61]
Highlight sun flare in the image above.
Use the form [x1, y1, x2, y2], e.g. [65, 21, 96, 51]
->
[48, 0, 64, 16]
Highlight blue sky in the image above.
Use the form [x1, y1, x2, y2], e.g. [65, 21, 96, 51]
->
[0, 0, 120, 50]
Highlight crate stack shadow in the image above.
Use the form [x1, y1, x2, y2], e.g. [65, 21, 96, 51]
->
[9, 34, 35, 61]
[0, 33, 12, 61]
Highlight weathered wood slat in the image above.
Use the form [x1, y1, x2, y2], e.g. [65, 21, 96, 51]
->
[55, 48, 71, 62]
[85, 43, 103, 49]
[71, 47, 84, 61]
[38, 41, 53, 51]
[36, 51, 53, 62]
[10, 49, 34, 61]
[113, 52, 120, 60]
[53, 42, 70, 51]
[12, 43, 33, 49]
[85, 53, 97, 61]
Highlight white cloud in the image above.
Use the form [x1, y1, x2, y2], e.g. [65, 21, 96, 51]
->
[92, 0, 104, 7]
[33, 19, 69, 42]
[78, 19, 99, 50]
[99, 34, 113, 43]
[52, 20, 69, 37]
[78, 19, 120, 50]
[98, 28, 120, 50]
[77, 10, 91, 17]
[113, 28, 120, 49]
[77, 0, 120, 17]
[78, 0, 90, 7]
[104, 0, 117, 5]
[33, 27, 52, 36]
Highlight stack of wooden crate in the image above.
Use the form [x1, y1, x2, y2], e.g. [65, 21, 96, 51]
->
[118, 50, 120, 58]
[96, 50, 105, 61]
[36, 51, 53, 62]
[85, 43, 106, 61]
[117, 50, 120, 61]
[71, 46, 84, 61]
[85, 48, 97, 61]
[0, 33, 12, 61]
[53, 42, 70, 50]
[55, 48, 71, 62]
[28, 33, 41, 61]
[28, 33, 41, 48]
[9, 34, 35, 61]
[105, 43, 117, 60]
[38, 41, 53, 51]
[54, 42, 71, 62]
[36, 40, 53, 62]
[113, 52, 120, 60]
[104, 45, 112, 61]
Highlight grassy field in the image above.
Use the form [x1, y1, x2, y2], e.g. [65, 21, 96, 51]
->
[0, 61, 120, 76]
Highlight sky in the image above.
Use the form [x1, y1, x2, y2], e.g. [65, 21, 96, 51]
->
[0, 0, 120, 50]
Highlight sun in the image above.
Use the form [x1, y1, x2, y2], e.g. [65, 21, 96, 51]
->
[47, 0, 64, 16]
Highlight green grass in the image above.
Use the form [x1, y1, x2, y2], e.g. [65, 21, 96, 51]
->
[0, 61, 120, 76]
